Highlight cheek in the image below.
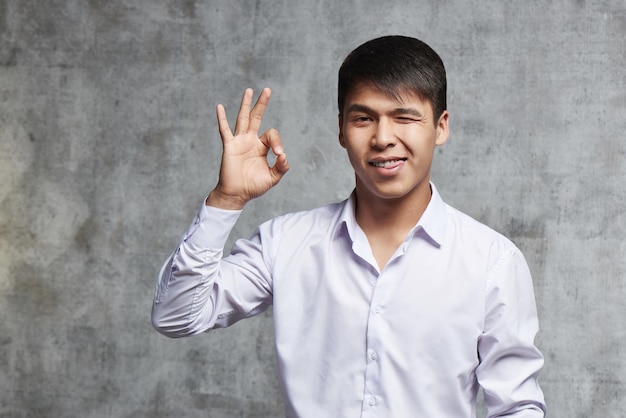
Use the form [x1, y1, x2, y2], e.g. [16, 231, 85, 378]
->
[343, 146, 366, 172]
[405, 128, 438, 150]
[340, 131, 359, 153]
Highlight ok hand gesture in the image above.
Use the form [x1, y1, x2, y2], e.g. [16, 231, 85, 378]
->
[206, 88, 289, 210]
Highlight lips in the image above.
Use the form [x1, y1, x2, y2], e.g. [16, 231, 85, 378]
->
[369, 158, 407, 168]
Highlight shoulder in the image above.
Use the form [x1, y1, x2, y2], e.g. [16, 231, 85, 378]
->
[442, 204, 535, 292]
[444, 203, 522, 261]
[260, 200, 347, 235]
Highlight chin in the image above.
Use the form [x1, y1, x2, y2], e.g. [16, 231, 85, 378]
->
[365, 186, 414, 202]
[363, 181, 430, 203]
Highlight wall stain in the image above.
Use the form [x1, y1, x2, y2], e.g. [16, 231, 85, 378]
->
[6, 262, 60, 316]
[73, 216, 97, 254]
[0, 46, 19, 67]
[168, 0, 197, 19]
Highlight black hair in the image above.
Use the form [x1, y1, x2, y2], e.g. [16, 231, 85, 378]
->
[338, 35, 447, 123]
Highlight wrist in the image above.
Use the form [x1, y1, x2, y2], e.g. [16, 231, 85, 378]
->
[205, 189, 247, 210]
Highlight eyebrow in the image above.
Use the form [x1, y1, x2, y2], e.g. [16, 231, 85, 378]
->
[346, 104, 425, 118]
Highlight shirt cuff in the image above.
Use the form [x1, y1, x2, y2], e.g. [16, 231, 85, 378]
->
[184, 201, 242, 248]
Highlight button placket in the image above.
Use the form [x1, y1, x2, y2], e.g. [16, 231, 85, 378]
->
[361, 270, 388, 414]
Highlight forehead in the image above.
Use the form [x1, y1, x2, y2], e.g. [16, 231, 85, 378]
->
[343, 83, 434, 116]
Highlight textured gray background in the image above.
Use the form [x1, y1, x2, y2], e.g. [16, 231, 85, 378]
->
[1, 0, 624, 417]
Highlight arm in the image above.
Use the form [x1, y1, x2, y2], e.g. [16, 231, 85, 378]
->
[151, 88, 289, 337]
[477, 248, 547, 417]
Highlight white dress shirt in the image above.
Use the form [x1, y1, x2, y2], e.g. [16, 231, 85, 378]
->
[152, 183, 546, 417]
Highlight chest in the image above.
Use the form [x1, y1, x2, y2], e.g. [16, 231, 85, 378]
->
[271, 233, 487, 340]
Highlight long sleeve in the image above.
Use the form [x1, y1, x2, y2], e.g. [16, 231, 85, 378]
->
[151, 202, 273, 338]
[477, 246, 547, 417]
[150, 189, 547, 416]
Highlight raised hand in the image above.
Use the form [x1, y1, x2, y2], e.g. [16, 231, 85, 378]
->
[206, 88, 289, 210]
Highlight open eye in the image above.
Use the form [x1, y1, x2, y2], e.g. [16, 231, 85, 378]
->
[349, 115, 374, 127]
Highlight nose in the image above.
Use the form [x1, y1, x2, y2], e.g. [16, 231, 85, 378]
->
[371, 118, 396, 149]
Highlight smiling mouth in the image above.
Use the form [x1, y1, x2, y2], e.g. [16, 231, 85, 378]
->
[369, 158, 407, 168]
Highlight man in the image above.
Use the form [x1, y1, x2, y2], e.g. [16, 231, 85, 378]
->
[152, 35, 546, 417]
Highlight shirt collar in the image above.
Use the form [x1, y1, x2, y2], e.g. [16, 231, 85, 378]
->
[338, 190, 361, 244]
[337, 182, 448, 248]
[415, 182, 447, 247]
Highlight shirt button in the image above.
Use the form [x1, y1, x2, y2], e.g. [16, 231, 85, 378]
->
[375, 305, 382, 314]
[370, 352, 378, 361]
[368, 397, 376, 406]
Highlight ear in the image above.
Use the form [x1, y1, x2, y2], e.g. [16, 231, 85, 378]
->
[435, 110, 449, 146]
[338, 113, 346, 148]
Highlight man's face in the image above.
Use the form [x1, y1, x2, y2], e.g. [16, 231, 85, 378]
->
[338, 84, 449, 205]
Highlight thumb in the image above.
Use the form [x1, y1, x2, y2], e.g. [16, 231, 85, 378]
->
[260, 128, 289, 184]
[270, 152, 289, 181]
[260, 128, 289, 181]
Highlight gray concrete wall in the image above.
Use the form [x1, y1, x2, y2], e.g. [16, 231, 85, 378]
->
[1, 0, 624, 417]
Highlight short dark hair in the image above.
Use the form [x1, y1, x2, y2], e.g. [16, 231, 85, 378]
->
[338, 36, 447, 122]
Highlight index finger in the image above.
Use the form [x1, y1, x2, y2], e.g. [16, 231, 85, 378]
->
[247, 87, 272, 135]
[216, 103, 233, 143]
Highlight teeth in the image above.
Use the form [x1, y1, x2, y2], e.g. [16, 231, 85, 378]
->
[371, 159, 403, 168]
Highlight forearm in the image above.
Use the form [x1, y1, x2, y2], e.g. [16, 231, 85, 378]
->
[478, 248, 546, 417]
[151, 202, 242, 337]
[151, 243, 224, 337]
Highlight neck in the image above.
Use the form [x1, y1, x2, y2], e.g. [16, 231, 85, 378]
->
[353, 181, 432, 270]
[354, 181, 432, 237]
[355, 183, 432, 229]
